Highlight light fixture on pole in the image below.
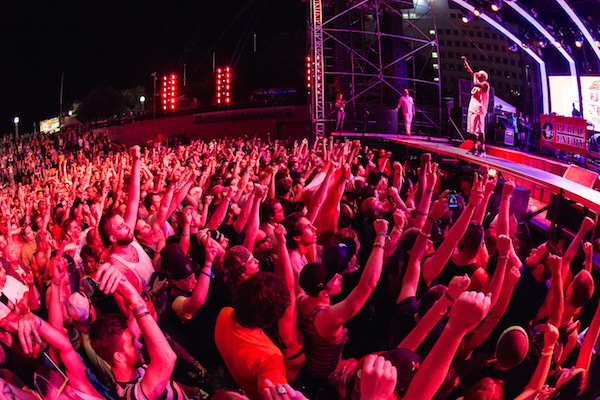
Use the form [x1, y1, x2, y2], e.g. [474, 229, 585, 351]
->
[13, 116, 20, 137]
[140, 95, 146, 112]
[462, 12, 472, 23]
[491, 0, 502, 12]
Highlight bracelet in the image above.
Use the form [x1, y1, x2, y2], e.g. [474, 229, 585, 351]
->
[425, 189, 432, 193]
[499, 255, 509, 260]
[200, 270, 215, 279]
[373, 241, 385, 249]
[427, 215, 436, 224]
[51, 279, 61, 286]
[465, 203, 475, 210]
[376, 232, 389, 241]
[181, 233, 190, 237]
[200, 234, 208, 243]
[417, 211, 427, 216]
[541, 349, 553, 357]
[132, 304, 148, 316]
[135, 311, 150, 320]
[36, 316, 43, 329]
[502, 196, 509, 200]
[444, 291, 455, 302]
[418, 230, 431, 238]
[204, 263, 213, 268]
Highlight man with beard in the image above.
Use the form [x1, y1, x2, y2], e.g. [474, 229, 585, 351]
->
[99, 146, 155, 309]
[89, 278, 185, 400]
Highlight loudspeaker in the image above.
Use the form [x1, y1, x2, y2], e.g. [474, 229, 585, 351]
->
[377, 108, 398, 134]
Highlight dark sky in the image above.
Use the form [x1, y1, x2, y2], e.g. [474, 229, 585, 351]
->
[1, 0, 598, 134]
[0, 1, 307, 134]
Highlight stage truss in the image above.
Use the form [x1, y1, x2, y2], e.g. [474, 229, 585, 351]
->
[309, 0, 442, 138]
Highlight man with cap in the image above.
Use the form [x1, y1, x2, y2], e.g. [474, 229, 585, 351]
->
[296, 219, 388, 397]
[160, 241, 221, 373]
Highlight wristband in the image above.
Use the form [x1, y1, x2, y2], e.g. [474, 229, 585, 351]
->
[132, 305, 148, 316]
[427, 215, 436, 224]
[135, 311, 150, 320]
[502, 196, 509, 200]
[182, 233, 190, 237]
[499, 255, 509, 260]
[373, 241, 385, 249]
[36, 316, 43, 329]
[417, 211, 427, 216]
[425, 189, 432, 193]
[418, 230, 431, 238]
[466, 203, 475, 210]
[541, 349, 554, 357]
[51, 279, 61, 286]
[444, 291, 455, 302]
[200, 270, 214, 279]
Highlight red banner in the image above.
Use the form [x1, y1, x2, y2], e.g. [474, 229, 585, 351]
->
[540, 114, 588, 156]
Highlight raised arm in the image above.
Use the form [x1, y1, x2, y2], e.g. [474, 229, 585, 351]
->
[473, 173, 497, 224]
[422, 175, 484, 286]
[515, 323, 559, 400]
[114, 276, 177, 400]
[412, 162, 437, 230]
[486, 234, 511, 307]
[459, 265, 520, 358]
[243, 185, 267, 251]
[561, 216, 594, 279]
[171, 241, 216, 317]
[206, 188, 236, 231]
[397, 193, 448, 304]
[123, 146, 142, 231]
[399, 274, 470, 352]
[7, 313, 102, 398]
[576, 282, 600, 371]
[403, 291, 491, 400]
[324, 219, 388, 327]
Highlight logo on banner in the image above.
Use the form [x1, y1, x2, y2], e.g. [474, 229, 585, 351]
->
[541, 121, 555, 141]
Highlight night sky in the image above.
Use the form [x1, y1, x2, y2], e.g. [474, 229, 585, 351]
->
[0, 1, 307, 134]
[1, 0, 598, 135]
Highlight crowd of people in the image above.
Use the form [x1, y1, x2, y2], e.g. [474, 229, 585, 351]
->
[0, 127, 597, 400]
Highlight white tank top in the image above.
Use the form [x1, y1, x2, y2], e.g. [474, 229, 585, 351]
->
[109, 241, 155, 292]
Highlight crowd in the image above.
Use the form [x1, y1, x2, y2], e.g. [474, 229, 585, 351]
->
[0, 127, 597, 400]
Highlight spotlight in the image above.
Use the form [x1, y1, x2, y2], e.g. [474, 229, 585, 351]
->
[462, 12, 472, 23]
[596, 39, 600, 48]
[508, 43, 518, 52]
[538, 39, 547, 48]
[555, 41, 562, 48]
[473, 8, 481, 17]
[575, 36, 583, 48]
[491, 0, 502, 12]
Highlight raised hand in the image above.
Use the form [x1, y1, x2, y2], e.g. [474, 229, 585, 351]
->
[582, 216, 595, 233]
[92, 263, 125, 295]
[505, 265, 521, 288]
[468, 174, 484, 208]
[393, 208, 407, 230]
[547, 254, 562, 278]
[448, 291, 492, 333]
[359, 354, 398, 400]
[484, 174, 498, 197]
[261, 379, 309, 400]
[496, 234, 512, 257]
[129, 145, 141, 160]
[429, 190, 449, 221]
[544, 323, 559, 350]
[447, 274, 471, 300]
[204, 238, 219, 264]
[274, 224, 287, 243]
[583, 241, 593, 260]
[373, 219, 389, 236]
[502, 180, 515, 198]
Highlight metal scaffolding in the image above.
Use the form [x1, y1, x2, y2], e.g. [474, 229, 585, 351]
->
[309, 0, 442, 138]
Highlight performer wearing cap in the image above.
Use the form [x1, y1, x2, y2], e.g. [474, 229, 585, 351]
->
[462, 56, 490, 155]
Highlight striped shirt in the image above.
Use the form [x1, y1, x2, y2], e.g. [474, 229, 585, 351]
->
[116, 366, 188, 400]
